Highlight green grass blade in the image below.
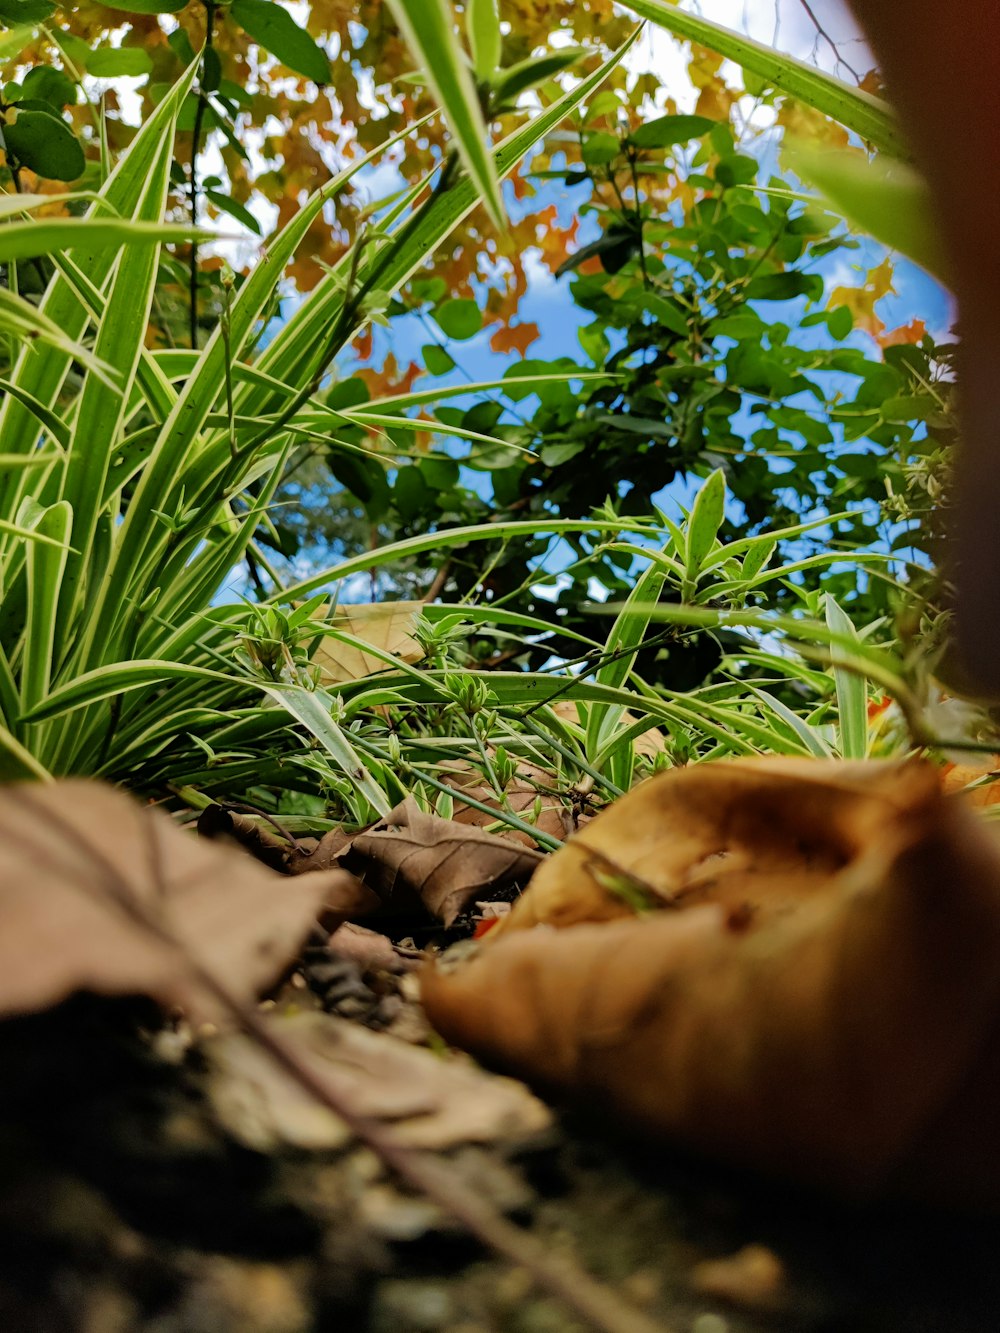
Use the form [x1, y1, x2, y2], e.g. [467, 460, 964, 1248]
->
[0, 219, 204, 265]
[825, 594, 868, 758]
[0, 376, 70, 450]
[789, 147, 947, 280]
[275, 514, 663, 603]
[20, 661, 236, 723]
[0, 289, 116, 383]
[22, 500, 73, 721]
[620, 0, 904, 156]
[0, 60, 197, 518]
[748, 687, 833, 757]
[260, 685, 393, 818]
[54, 100, 182, 651]
[387, 0, 504, 228]
[586, 557, 666, 764]
[0, 724, 54, 783]
[258, 30, 638, 404]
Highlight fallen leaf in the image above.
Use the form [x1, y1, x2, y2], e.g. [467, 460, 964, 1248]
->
[443, 757, 581, 848]
[488, 756, 906, 937]
[206, 1011, 551, 1153]
[311, 601, 424, 685]
[197, 803, 292, 873]
[422, 759, 1000, 1206]
[344, 797, 542, 926]
[326, 921, 419, 974]
[0, 780, 371, 1023]
[940, 754, 1000, 806]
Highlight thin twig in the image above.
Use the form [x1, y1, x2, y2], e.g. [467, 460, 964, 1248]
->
[795, 0, 862, 82]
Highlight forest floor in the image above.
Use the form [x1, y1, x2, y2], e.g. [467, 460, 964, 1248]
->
[3, 902, 999, 1333]
[4, 760, 1000, 1333]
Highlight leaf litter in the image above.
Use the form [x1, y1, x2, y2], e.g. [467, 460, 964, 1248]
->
[0, 777, 674, 1333]
[7, 761, 1000, 1330]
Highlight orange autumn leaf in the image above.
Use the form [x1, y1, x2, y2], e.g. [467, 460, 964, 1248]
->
[489, 321, 540, 357]
[354, 327, 374, 361]
[829, 257, 897, 339]
[878, 318, 927, 349]
[423, 758, 1000, 1207]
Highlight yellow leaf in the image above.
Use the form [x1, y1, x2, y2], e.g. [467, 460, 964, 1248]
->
[311, 601, 425, 685]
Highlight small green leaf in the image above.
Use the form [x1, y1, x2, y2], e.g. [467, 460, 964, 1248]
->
[205, 188, 262, 234]
[167, 27, 196, 65]
[0, 26, 34, 61]
[744, 270, 823, 302]
[20, 64, 76, 107]
[202, 45, 222, 93]
[880, 393, 938, 423]
[741, 538, 775, 582]
[230, 0, 330, 83]
[434, 298, 481, 340]
[827, 304, 853, 339]
[685, 468, 727, 579]
[628, 113, 714, 149]
[422, 343, 455, 375]
[641, 293, 689, 338]
[492, 48, 587, 105]
[2, 107, 84, 180]
[467, 0, 500, 81]
[87, 46, 153, 78]
[582, 131, 620, 166]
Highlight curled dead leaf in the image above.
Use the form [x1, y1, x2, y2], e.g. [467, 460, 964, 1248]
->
[488, 756, 919, 937]
[344, 797, 542, 926]
[422, 759, 1000, 1207]
[0, 780, 371, 1023]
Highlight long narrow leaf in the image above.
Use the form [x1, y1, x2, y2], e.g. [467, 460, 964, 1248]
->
[387, 0, 504, 227]
[0, 218, 205, 265]
[260, 685, 393, 818]
[620, 0, 904, 157]
[825, 594, 868, 758]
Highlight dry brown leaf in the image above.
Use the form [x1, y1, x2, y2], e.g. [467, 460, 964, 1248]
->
[422, 759, 1000, 1206]
[197, 804, 292, 872]
[940, 754, 1000, 807]
[207, 1011, 551, 1153]
[489, 756, 913, 937]
[345, 797, 542, 926]
[311, 601, 424, 685]
[0, 780, 372, 1023]
[443, 757, 582, 847]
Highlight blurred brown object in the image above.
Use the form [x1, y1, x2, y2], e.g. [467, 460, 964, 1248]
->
[845, 0, 1000, 689]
